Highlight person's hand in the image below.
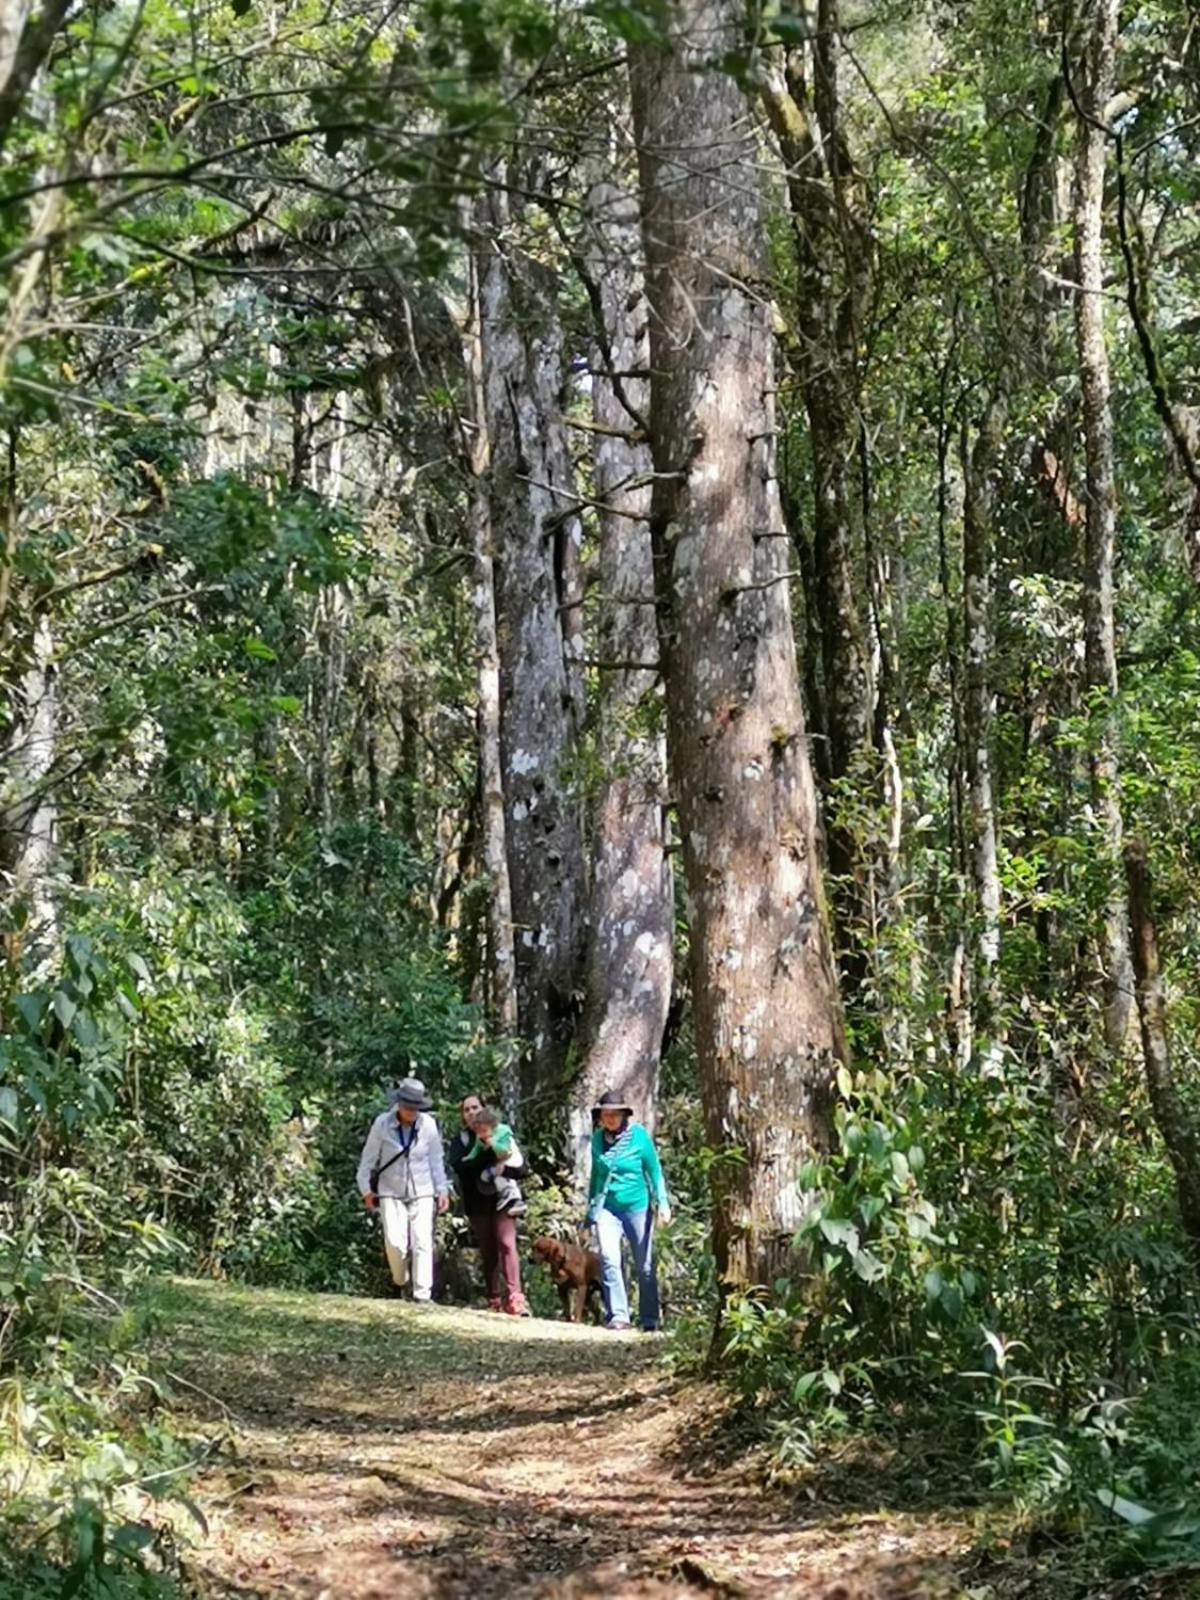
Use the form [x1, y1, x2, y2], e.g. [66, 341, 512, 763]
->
[658, 1204, 672, 1228]
[436, 1192, 450, 1215]
[363, 1192, 377, 1211]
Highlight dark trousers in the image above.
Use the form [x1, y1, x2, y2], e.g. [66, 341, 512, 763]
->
[469, 1210, 521, 1300]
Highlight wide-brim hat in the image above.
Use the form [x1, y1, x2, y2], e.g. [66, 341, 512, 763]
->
[390, 1076, 433, 1112]
[592, 1088, 635, 1114]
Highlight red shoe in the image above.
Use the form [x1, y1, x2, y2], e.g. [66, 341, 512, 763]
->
[504, 1292, 531, 1317]
[487, 1297, 503, 1313]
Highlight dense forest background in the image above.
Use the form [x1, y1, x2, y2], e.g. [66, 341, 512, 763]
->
[4, 0, 1200, 1590]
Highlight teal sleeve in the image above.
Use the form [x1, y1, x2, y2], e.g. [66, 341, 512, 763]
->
[587, 1132, 605, 1201]
[639, 1127, 668, 1209]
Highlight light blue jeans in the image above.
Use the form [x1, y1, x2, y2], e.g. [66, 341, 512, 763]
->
[596, 1205, 659, 1330]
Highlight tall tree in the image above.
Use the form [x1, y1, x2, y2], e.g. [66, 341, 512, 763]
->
[1070, 0, 1135, 1051]
[476, 187, 587, 1112]
[630, 0, 846, 1290]
[570, 163, 673, 1181]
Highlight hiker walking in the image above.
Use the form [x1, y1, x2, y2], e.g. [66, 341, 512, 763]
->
[448, 1093, 530, 1316]
[357, 1077, 449, 1301]
[586, 1089, 671, 1333]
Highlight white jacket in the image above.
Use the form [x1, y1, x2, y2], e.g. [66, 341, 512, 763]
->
[357, 1109, 448, 1201]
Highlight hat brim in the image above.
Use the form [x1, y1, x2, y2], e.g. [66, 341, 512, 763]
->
[392, 1092, 434, 1112]
[592, 1101, 634, 1114]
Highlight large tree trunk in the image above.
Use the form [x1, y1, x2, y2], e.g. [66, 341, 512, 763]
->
[570, 167, 674, 1186]
[463, 238, 519, 1060]
[1124, 839, 1200, 1258]
[477, 194, 586, 1112]
[961, 397, 1005, 1073]
[1, 614, 59, 960]
[631, 0, 846, 1291]
[1072, 0, 1135, 1053]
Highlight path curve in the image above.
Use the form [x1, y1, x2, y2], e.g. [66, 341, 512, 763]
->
[160, 1280, 967, 1599]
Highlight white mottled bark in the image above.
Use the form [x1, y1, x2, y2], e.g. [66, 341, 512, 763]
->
[1, 614, 59, 957]
[631, 0, 846, 1290]
[463, 238, 518, 1059]
[477, 197, 586, 1109]
[962, 399, 1004, 1073]
[570, 164, 673, 1186]
[1072, 0, 1135, 1053]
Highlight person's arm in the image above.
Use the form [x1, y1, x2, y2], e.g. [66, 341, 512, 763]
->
[427, 1116, 450, 1208]
[587, 1132, 605, 1202]
[447, 1131, 468, 1177]
[356, 1117, 383, 1200]
[501, 1134, 527, 1181]
[639, 1127, 669, 1212]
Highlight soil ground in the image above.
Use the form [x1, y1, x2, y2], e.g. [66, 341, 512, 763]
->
[152, 1278, 1112, 1600]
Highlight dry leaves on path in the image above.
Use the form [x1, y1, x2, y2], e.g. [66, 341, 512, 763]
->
[154, 1279, 979, 1600]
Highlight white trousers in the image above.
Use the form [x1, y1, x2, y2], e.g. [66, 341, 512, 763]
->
[379, 1195, 436, 1299]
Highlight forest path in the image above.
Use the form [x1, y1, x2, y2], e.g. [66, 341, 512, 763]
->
[159, 1279, 977, 1600]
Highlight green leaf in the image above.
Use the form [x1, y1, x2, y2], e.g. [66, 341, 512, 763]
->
[819, 1217, 860, 1253]
[835, 1064, 853, 1099]
[1095, 1489, 1155, 1526]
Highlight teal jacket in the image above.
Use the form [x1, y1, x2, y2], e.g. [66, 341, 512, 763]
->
[588, 1121, 668, 1217]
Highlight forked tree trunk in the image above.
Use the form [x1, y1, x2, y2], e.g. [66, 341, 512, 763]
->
[477, 193, 586, 1111]
[1124, 839, 1200, 1257]
[570, 167, 673, 1186]
[631, 0, 846, 1291]
[1072, 0, 1135, 1053]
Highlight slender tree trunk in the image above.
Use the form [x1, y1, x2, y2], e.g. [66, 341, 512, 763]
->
[961, 398, 1005, 1071]
[760, 7, 876, 973]
[1072, 0, 1135, 1053]
[463, 240, 518, 1055]
[1124, 839, 1200, 1256]
[1, 614, 59, 959]
[570, 167, 674, 1186]
[631, 0, 846, 1291]
[477, 193, 586, 1111]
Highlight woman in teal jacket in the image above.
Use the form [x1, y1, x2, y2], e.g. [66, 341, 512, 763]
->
[587, 1089, 671, 1332]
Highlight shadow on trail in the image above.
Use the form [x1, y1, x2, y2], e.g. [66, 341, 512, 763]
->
[158, 1279, 976, 1598]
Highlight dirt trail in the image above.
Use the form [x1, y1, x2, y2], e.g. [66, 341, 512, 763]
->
[160, 1280, 976, 1599]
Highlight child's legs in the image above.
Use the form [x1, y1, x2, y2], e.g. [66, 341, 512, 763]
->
[493, 1172, 522, 1208]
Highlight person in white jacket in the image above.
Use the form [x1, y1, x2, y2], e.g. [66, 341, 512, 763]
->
[357, 1077, 449, 1301]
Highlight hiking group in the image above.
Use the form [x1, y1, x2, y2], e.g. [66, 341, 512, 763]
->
[356, 1081, 670, 1331]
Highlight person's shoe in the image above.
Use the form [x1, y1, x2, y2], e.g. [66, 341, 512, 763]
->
[487, 1297, 503, 1313]
[640, 1326, 663, 1335]
[605, 1320, 632, 1332]
[497, 1196, 527, 1217]
[504, 1292, 532, 1317]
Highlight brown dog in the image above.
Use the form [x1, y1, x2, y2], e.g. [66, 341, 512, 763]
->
[530, 1235, 603, 1324]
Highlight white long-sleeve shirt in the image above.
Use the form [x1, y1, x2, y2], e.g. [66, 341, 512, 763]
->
[356, 1109, 448, 1201]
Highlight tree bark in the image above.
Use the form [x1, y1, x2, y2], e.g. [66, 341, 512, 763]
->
[462, 238, 519, 1057]
[570, 166, 673, 1186]
[1124, 838, 1200, 1257]
[760, 12, 876, 966]
[961, 397, 1005, 1072]
[631, 0, 846, 1291]
[477, 193, 586, 1111]
[1072, 0, 1135, 1053]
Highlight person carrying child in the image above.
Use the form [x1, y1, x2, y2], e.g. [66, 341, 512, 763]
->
[464, 1105, 528, 1218]
[450, 1100, 530, 1314]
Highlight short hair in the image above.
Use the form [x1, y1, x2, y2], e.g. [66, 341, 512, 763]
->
[474, 1104, 502, 1128]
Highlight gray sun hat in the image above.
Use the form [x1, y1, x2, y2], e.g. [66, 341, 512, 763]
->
[592, 1088, 635, 1115]
[390, 1076, 433, 1112]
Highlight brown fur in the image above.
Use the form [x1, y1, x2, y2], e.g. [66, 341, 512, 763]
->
[530, 1235, 603, 1324]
